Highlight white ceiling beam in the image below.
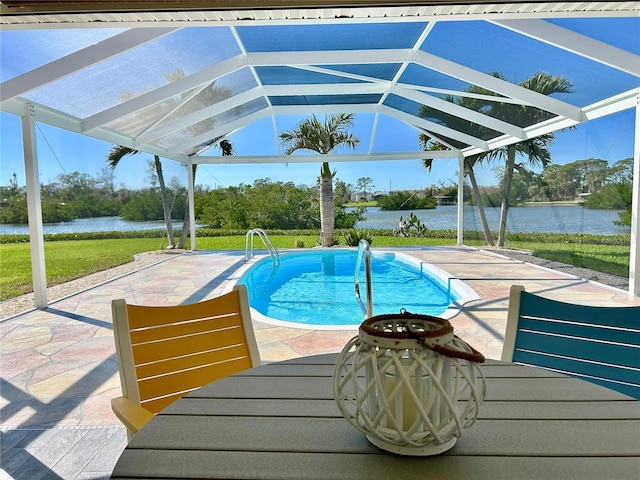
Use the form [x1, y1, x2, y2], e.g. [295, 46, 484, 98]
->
[134, 81, 212, 140]
[1, 98, 191, 162]
[380, 104, 489, 150]
[271, 104, 377, 115]
[582, 88, 638, 121]
[0, 28, 178, 102]
[492, 19, 640, 77]
[82, 54, 248, 131]
[396, 82, 529, 105]
[462, 89, 637, 157]
[294, 64, 391, 85]
[167, 100, 388, 155]
[264, 83, 385, 96]
[390, 85, 527, 139]
[135, 86, 264, 145]
[247, 49, 412, 66]
[194, 150, 456, 165]
[369, 112, 380, 153]
[412, 49, 584, 122]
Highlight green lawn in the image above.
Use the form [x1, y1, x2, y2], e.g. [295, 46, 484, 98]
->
[0, 235, 631, 301]
[0, 239, 163, 301]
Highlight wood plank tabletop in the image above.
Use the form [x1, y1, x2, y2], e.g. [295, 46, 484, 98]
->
[111, 355, 640, 480]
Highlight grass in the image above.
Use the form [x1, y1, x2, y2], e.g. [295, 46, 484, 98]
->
[0, 233, 631, 302]
[506, 241, 631, 278]
[0, 238, 164, 301]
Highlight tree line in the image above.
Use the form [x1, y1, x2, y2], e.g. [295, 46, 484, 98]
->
[0, 169, 365, 231]
[470, 157, 634, 226]
[1, 154, 632, 230]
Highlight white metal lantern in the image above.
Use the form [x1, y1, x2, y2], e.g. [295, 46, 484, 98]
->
[333, 310, 486, 456]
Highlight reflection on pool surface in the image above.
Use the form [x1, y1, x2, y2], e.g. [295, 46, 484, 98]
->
[238, 249, 478, 328]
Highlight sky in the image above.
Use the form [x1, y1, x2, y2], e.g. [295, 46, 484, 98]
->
[0, 108, 635, 193]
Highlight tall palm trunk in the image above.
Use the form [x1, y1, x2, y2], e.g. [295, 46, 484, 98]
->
[154, 155, 175, 248]
[177, 164, 197, 249]
[467, 164, 494, 246]
[497, 145, 516, 247]
[319, 162, 335, 247]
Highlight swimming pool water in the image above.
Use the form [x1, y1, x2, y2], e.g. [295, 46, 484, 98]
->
[238, 250, 466, 327]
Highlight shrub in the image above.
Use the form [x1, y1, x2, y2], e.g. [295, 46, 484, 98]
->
[393, 213, 429, 237]
[343, 229, 374, 246]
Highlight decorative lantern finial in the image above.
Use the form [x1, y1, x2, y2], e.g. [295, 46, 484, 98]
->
[333, 310, 486, 456]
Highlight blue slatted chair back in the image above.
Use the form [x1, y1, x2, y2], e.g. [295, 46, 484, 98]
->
[502, 285, 640, 399]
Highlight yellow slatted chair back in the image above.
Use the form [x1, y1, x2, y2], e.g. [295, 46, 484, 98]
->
[111, 284, 260, 436]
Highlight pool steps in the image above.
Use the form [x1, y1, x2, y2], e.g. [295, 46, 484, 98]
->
[245, 228, 279, 265]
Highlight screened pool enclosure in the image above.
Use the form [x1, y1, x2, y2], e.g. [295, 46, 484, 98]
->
[1, 1, 638, 304]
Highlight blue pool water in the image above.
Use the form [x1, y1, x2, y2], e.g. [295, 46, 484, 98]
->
[238, 250, 476, 327]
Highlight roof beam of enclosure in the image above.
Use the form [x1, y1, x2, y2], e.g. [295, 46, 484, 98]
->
[379, 104, 489, 150]
[135, 86, 265, 146]
[171, 98, 490, 157]
[82, 54, 248, 131]
[492, 19, 640, 77]
[0, 28, 178, 103]
[2, 98, 192, 162]
[193, 150, 456, 165]
[136, 83, 385, 146]
[247, 49, 412, 67]
[462, 89, 638, 158]
[389, 85, 527, 139]
[412, 50, 584, 122]
[83, 48, 408, 134]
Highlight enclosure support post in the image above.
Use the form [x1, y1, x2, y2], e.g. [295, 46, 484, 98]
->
[187, 158, 196, 252]
[629, 91, 639, 297]
[22, 104, 47, 308]
[457, 153, 464, 245]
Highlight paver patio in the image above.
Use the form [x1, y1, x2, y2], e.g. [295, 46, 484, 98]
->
[2, 246, 638, 479]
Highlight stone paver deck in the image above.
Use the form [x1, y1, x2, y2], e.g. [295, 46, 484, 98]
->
[2, 246, 638, 479]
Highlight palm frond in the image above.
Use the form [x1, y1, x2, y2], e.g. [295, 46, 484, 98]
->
[107, 145, 137, 168]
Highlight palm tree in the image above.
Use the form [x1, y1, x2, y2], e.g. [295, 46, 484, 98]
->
[280, 113, 359, 247]
[418, 99, 495, 245]
[418, 71, 572, 247]
[419, 136, 494, 246]
[485, 72, 573, 246]
[107, 146, 176, 248]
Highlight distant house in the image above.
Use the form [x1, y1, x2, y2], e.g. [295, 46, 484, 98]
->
[351, 191, 388, 202]
[435, 195, 455, 205]
[351, 191, 372, 202]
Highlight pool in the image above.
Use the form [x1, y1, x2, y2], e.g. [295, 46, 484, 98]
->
[237, 249, 479, 329]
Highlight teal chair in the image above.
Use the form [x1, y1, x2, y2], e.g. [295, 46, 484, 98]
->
[502, 285, 640, 399]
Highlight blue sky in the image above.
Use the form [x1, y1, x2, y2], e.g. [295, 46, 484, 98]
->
[0, 108, 635, 193]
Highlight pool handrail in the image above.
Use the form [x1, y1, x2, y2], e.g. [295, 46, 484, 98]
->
[354, 239, 373, 319]
[245, 228, 279, 265]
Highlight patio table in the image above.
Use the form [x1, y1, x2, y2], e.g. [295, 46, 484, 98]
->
[111, 354, 640, 480]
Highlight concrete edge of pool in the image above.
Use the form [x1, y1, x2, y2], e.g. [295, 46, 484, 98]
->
[226, 247, 482, 330]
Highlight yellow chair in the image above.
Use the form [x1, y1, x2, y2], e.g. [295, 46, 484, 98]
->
[111, 284, 261, 437]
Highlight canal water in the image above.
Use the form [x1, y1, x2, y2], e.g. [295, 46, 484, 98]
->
[0, 205, 628, 236]
[354, 205, 628, 236]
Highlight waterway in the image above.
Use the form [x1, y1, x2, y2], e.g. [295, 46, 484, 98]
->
[0, 205, 628, 236]
[354, 205, 628, 236]
[0, 217, 191, 236]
